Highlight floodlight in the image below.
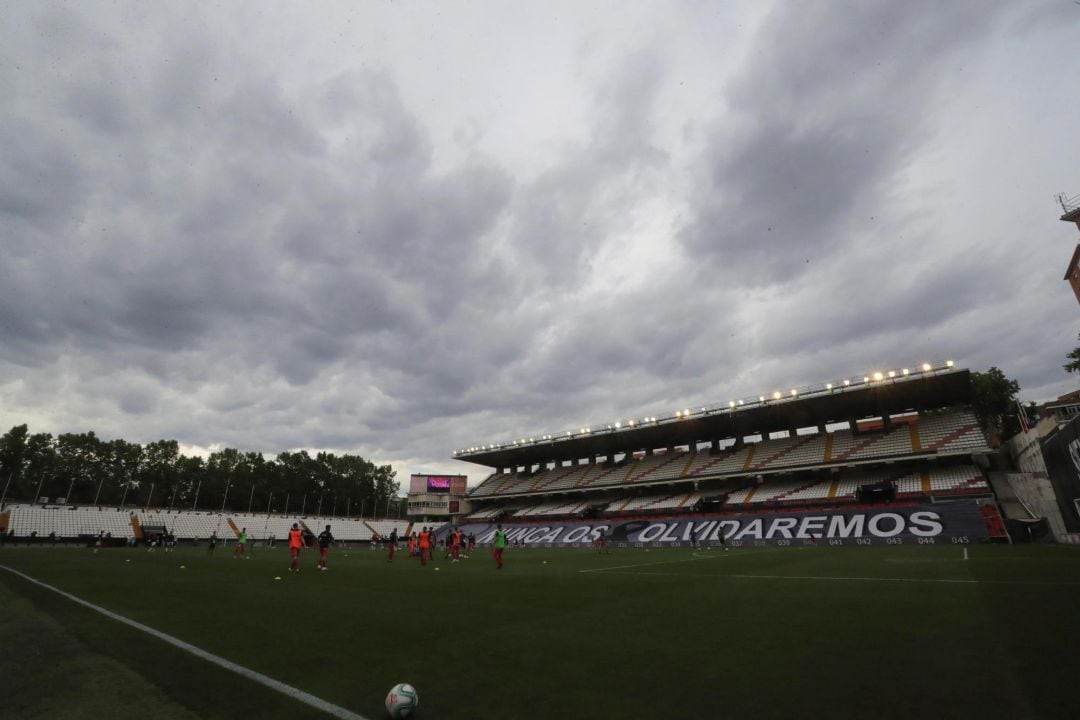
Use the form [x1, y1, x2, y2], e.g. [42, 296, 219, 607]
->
[888, 371, 896, 378]
[843, 379, 851, 386]
[615, 422, 621, 429]
[729, 401, 736, 408]
[629, 420, 635, 426]
[683, 409, 690, 416]
[921, 363, 931, 372]
[863, 376, 870, 383]
[946, 360, 955, 367]
[872, 372, 884, 381]
[826, 383, 833, 390]
[790, 389, 797, 396]
[772, 391, 782, 399]
[759, 396, 766, 402]
[738, 399, 744, 405]
[902, 368, 910, 376]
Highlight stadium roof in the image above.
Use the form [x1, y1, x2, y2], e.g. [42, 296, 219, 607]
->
[457, 363, 972, 469]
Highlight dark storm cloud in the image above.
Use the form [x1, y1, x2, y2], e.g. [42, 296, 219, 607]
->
[1, 1, 1077, 479]
[504, 49, 669, 289]
[679, 0, 1016, 285]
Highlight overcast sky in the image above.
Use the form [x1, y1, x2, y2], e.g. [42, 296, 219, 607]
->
[2, 1, 1079, 486]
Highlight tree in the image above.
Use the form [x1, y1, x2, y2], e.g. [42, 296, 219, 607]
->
[1065, 332, 1080, 374]
[970, 367, 1021, 438]
[0, 424, 30, 505]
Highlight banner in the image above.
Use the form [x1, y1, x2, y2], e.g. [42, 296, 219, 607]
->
[449, 501, 990, 547]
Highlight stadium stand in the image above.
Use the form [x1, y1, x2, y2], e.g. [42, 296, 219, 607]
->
[139, 510, 224, 539]
[468, 410, 990, 501]
[7, 505, 135, 539]
[3, 505, 407, 544]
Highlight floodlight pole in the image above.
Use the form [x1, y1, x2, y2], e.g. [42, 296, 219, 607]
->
[34, 473, 46, 504]
[220, 479, 231, 514]
[346, 497, 350, 518]
[144, 482, 155, 512]
[192, 480, 201, 510]
[264, 493, 272, 535]
[247, 484, 255, 514]
[93, 475, 105, 506]
[360, 498, 365, 519]
[1, 471, 14, 509]
[283, 493, 289, 515]
[66, 476, 76, 505]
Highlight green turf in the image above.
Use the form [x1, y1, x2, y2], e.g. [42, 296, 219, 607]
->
[2, 543, 1079, 719]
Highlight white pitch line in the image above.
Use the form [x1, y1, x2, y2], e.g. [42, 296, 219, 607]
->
[589, 569, 1080, 587]
[579, 548, 781, 574]
[577, 555, 716, 573]
[0, 564, 369, 720]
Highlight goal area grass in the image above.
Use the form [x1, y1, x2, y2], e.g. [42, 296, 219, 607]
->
[2, 543, 1078, 719]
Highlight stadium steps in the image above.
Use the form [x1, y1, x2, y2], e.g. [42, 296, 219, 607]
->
[772, 479, 826, 503]
[921, 472, 932, 494]
[909, 424, 922, 452]
[573, 466, 597, 488]
[831, 433, 883, 462]
[680, 453, 697, 478]
[362, 520, 381, 539]
[750, 435, 816, 471]
[526, 470, 552, 493]
[130, 514, 143, 540]
[677, 493, 696, 508]
[742, 484, 760, 504]
[686, 450, 734, 477]
[741, 445, 757, 471]
[826, 479, 839, 498]
[823, 434, 834, 462]
[0, 510, 9, 533]
[227, 517, 241, 537]
[924, 424, 980, 452]
[979, 503, 1009, 539]
[581, 463, 623, 488]
[535, 464, 585, 492]
[621, 460, 646, 484]
[633, 452, 686, 483]
[493, 473, 524, 495]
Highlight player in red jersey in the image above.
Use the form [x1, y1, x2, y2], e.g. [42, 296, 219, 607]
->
[418, 527, 431, 566]
[288, 523, 304, 572]
[597, 529, 610, 554]
[450, 528, 463, 562]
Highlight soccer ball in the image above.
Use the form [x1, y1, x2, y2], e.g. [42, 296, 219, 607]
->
[385, 683, 418, 718]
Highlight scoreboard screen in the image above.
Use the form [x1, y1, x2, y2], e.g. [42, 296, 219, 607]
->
[410, 474, 467, 494]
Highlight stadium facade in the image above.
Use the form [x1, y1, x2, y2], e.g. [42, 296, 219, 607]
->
[455, 363, 1012, 547]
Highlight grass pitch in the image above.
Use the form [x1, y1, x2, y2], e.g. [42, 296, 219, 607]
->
[2, 543, 1079, 720]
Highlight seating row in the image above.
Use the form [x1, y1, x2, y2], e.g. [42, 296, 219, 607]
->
[469, 410, 987, 498]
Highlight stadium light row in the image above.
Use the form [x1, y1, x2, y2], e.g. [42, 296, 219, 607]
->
[453, 359, 957, 457]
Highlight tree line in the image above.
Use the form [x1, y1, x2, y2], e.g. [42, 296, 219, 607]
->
[0, 425, 401, 517]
